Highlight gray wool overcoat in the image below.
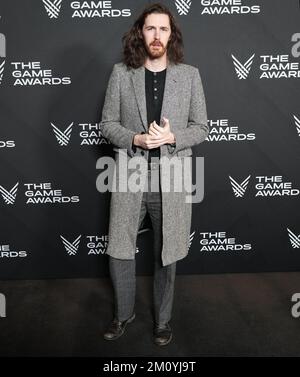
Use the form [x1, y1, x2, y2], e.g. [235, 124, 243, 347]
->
[100, 61, 209, 266]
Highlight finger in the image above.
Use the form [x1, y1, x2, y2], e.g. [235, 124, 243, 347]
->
[148, 143, 161, 149]
[152, 121, 161, 130]
[153, 123, 164, 132]
[148, 133, 165, 140]
[147, 139, 164, 148]
[149, 128, 160, 136]
[149, 125, 161, 135]
[147, 137, 163, 145]
[163, 118, 170, 127]
[162, 117, 170, 128]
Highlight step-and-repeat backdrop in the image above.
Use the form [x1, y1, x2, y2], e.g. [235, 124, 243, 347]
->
[0, 0, 299, 279]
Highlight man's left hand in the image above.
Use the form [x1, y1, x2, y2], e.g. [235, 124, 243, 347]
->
[148, 117, 175, 146]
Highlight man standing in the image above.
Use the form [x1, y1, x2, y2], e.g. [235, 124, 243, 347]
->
[100, 3, 208, 346]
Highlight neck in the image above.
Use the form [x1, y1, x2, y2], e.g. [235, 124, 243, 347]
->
[144, 55, 168, 72]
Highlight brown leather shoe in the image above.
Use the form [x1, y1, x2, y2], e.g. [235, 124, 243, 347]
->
[103, 312, 136, 341]
[153, 322, 172, 346]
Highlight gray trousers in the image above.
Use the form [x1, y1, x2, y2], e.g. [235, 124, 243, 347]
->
[109, 165, 177, 326]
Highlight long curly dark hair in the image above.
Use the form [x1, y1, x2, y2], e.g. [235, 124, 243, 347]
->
[122, 2, 184, 69]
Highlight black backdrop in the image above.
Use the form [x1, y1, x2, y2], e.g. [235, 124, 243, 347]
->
[0, 0, 299, 279]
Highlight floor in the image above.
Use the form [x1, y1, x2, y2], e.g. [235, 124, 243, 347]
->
[1, 272, 300, 356]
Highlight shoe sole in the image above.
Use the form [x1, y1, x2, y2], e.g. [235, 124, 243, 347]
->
[103, 313, 136, 341]
[154, 332, 173, 346]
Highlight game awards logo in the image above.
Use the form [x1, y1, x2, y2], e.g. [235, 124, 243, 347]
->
[189, 230, 195, 250]
[51, 121, 108, 146]
[43, 0, 63, 19]
[0, 182, 79, 205]
[231, 53, 255, 80]
[60, 235, 82, 256]
[232, 50, 300, 80]
[287, 228, 300, 249]
[51, 122, 74, 146]
[229, 175, 299, 198]
[0, 183, 19, 205]
[206, 118, 256, 142]
[200, 0, 260, 15]
[199, 231, 252, 252]
[175, 0, 192, 15]
[229, 175, 251, 198]
[0, 244, 28, 259]
[59, 234, 109, 256]
[293, 115, 300, 137]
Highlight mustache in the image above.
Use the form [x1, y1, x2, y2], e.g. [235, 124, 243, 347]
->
[151, 41, 163, 46]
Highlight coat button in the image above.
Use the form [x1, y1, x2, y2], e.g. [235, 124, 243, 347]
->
[141, 151, 145, 156]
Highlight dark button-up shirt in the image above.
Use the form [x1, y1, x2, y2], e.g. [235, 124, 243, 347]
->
[145, 67, 166, 162]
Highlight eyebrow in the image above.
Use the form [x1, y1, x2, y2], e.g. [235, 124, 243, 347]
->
[145, 25, 169, 29]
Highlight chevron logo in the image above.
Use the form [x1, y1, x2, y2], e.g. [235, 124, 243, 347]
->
[188, 230, 195, 250]
[175, 0, 192, 15]
[293, 114, 300, 137]
[231, 53, 255, 79]
[229, 175, 251, 198]
[60, 235, 81, 256]
[43, 0, 63, 19]
[51, 122, 73, 146]
[0, 60, 5, 85]
[287, 228, 300, 249]
[0, 183, 19, 205]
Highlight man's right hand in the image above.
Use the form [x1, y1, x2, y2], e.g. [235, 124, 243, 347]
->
[133, 133, 163, 150]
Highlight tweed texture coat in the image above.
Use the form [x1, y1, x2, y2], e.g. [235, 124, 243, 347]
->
[100, 61, 208, 266]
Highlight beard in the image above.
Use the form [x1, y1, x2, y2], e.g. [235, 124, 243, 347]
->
[145, 41, 168, 59]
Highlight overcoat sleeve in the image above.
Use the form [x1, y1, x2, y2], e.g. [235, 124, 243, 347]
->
[100, 64, 136, 157]
[167, 67, 209, 154]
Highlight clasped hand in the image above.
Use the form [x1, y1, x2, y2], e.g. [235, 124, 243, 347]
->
[135, 117, 175, 150]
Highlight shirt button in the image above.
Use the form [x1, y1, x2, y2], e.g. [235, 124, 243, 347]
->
[154, 88, 157, 91]
[153, 72, 157, 76]
[154, 96, 158, 99]
[154, 80, 157, 83]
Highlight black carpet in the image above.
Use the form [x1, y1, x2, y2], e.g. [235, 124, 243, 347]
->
[1, 272, 300, 357]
